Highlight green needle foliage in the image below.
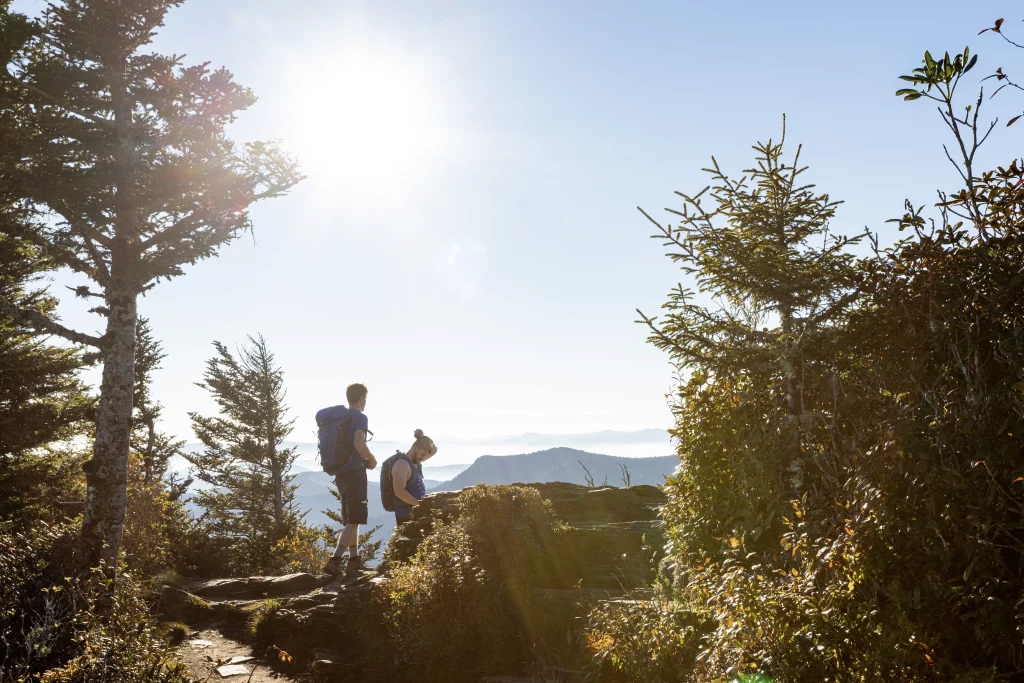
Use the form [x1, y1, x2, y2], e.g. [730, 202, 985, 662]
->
[0, 232, 93, 527]
[185, 335, 304, 576]
[0, 0, 302, 569]
[0, 235, 92, 460]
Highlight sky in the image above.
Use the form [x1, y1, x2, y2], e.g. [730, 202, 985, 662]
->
[11, 0, 1017, 458]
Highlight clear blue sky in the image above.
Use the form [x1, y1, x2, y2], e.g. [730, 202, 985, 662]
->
[14, 0, 1014, 444]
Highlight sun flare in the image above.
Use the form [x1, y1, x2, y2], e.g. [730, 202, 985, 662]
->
[286, 47, 448, 202]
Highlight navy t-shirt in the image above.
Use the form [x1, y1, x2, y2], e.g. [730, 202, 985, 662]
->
[339, 409, 370, 473]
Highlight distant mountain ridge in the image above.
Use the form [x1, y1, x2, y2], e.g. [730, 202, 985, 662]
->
[187, 447, 677, 547]
[434, 448, 677, 491]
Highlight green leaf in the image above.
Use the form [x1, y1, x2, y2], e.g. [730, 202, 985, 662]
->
[904, 92, 924, 101]
[895, 89, 918, 97]
[924, 51, 936, 71]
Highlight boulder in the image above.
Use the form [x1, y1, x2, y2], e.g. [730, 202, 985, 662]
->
[190, 578, 250, 599]
[261, 572, 325, 596]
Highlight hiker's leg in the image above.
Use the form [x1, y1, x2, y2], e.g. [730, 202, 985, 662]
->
[333, 470, 364, 558]
[339, 522, 359, 556]
[341, 469, 369, 559]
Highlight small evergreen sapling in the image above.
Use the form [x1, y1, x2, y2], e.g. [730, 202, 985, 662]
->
[637, 119, 862, 494]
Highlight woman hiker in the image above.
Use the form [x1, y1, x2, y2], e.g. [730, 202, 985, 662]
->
[390, 429, 437, 525]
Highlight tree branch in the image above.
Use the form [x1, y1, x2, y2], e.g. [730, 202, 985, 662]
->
[135, 208, 212, 252]
[1, 72, 117, 131]
[0, 295, 105, 349]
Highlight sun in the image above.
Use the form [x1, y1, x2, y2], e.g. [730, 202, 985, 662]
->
[285, 46, 448, 203]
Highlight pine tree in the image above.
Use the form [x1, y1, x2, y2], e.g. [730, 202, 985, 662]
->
[132, 318, 187, 491]
[0, 234, 93, 459]
[0, 216, 93, 527]
[186, 335, 302, 575]
[0, 1, 301, 567]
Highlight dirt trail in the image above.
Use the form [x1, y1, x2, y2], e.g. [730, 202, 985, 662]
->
[176, 627, 298, 682]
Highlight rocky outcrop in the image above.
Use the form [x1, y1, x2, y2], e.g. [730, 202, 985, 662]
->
[161, 569, 381, 678]
[161, 482, 666, 681]
[387, 482, 666, 589]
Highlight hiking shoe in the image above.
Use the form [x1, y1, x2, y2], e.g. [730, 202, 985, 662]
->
[345, 556, 365, 576]
[323, 557, 344, 577]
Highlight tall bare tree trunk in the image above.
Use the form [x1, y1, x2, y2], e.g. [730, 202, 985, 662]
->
[80, 283, 137, 569]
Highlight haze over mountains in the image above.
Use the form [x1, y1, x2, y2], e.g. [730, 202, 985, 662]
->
[434, 448, 677, 491]
[289, 447, 677, 541]
[180, 429, 674, 543]
[175, 428, 672, 479]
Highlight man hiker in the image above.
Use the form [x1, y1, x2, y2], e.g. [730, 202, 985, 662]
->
[387, 429, 437, 526]
[320, 383, 377, 577]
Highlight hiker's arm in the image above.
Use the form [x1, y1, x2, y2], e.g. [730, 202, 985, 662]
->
[354, 430, 377, 469]
[391, 459, 419, 506]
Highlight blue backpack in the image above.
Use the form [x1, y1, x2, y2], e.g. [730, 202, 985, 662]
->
[316, 405, 355, 475]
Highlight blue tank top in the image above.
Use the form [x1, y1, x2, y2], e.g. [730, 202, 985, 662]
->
[394, 458, 426, 520]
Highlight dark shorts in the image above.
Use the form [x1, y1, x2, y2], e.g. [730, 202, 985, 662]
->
[335, 469, 368, 526]
[394, 502, 412, 524]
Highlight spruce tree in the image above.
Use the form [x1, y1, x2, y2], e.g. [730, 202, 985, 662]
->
[0, 1, 301, 567]
[0, 234, 92, 459]
[0, 232, 94, 527]
[132, 318, 186, 489]
[186, 335, 302, 574]
[638, 121, 862, 497]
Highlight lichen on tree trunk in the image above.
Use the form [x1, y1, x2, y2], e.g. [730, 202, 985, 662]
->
[80, 285, 138, 569]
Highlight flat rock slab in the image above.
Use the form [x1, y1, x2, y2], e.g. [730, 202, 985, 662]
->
[216, 664, 250, 677]
[191, 573, 329, 599]
[191, 578, 250, 598]
[188, 639, 214, 648]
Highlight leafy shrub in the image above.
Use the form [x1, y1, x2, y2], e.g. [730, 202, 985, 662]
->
[0, 523, 189, 683]
[622, 33, 1024, 682]
[271, 523, 384, 574]
[366, 485, 575, 682]
[0, 524, 84, 681]
[40, 573, 191, 683]
[270, 524, 332, 574]
[121, 459, 193, 579]
[585, 594, 708, 683]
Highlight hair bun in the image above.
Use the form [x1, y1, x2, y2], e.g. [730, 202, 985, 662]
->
[414, 429, 424, 439]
